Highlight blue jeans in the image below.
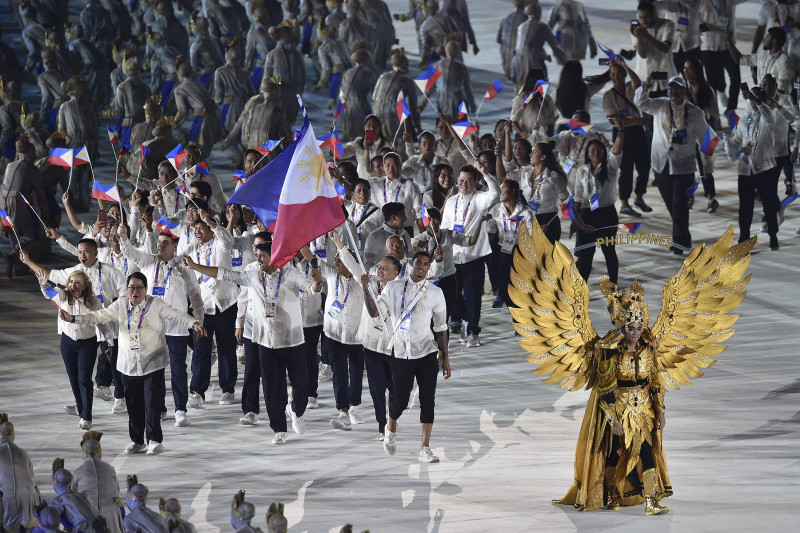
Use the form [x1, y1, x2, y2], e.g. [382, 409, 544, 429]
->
[191, 305, 238, 398]
[329, 339, 364, 411]
[61, 334, 98, 420]
[364, 349, 394, 434]
[165, 335, 189, 412]
[258, 344, 307, 433]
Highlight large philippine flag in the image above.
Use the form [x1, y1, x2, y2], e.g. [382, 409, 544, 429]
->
[229, 96, 345, 267]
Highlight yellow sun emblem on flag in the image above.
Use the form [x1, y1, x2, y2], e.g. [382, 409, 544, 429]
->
[297, 146, 332, 191]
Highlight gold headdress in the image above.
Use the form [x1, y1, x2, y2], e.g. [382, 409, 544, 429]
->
[144, 95, 162, 108]
[80, 430, 103, 447]
[600, 278, 650, 330]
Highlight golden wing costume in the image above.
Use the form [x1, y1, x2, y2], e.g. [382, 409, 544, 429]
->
[510, 221, 755, 514]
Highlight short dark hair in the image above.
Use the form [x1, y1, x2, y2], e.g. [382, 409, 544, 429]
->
[244, 148, 261, 160]
[352, 177, 370, 193]
[77, 238, 98, 250]
[381, 255, 402, 272]
[158, 232, 179, 243]
[254, 239, 272, 253]
[254, 231, 271, 242]
[458, 164, 481, 183]
[419, 130, 436, 144]
[767, 26, 788, 48]
[190, 180, 213, 200]
[381, 202, 406, 221]
[186, 198, 209, 213]
[427, 206, 442, 220]
[128, 272, 148, 288]
[637, 1, 656, 14]
[412, 250, 432, 263]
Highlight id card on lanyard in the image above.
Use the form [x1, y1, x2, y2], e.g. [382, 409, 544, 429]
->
[453, 195, 472, 233]
[152, 262, 175, 297]
[328, 275, 351, 320]
[501, 213, 523, 253]
[262, 270, 282, 318]
[95, 263, 104, 304]
[126, 299, 151, 351]
[198, 247, 216, 289]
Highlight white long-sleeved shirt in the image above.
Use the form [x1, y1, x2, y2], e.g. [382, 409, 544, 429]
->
[183, 227, 238, 314]
[635, 87, 710, 175]
[573, 152, 623, 210]
[345, 201, 383, 252]
[487, 202, 535, 254]
[376, 277, 448, 360]
[49, 260, 125, 341]
[657, 0, 702, 53]
[320, 248, 364, 345]
[700, 0, 748, 52]
[120, 240, 204, 336]
[770, 93, 796, 157]
[632, 18, 677, 90]
[358, 276, 395, 355]
[41, 286, 109, 341]
[76, 296, 197, 376]
[725, 103, 777, 175]
[521, 168, 569, 215]
[401, 154, 452, 192]
[294, 259, 323, 328]
[440, 174, 501, 264]
[369, 176, 423, 227]
[738, 49, 793, 95]
[220, 267, 317, 349]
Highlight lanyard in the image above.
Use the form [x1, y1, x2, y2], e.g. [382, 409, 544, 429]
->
[110, 254, 128, 277]
[88, 262, 104, 303]
[588, 164, 602, 196]
[383, 178, 402, 203]
[531, 171, 546, 200]
[454, 194, 473, 225]
[262, 270, 282, 300]
[154, 261, 175, 288]
[127, 298, 150, 332]
[335, 275, 351, 304]
[421, 166, 428, 188]
[668, 102, 689, 133]
[709, 0, 720, 16]
[442, 138, 452, 156]
[197, 246, 212, 266]
[502, 210, 521, 234]
[763, 51, 781, 76]
[400, 279, 427, 321]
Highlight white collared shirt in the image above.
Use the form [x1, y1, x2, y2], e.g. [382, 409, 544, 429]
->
[440, 175, 501, 264]
[487, 202, 535, 253]
[183, 227, 238, 314]
[220, 266, 317, 349]
[377, 277, 448, 359]
[401, 153, 452, 192]
[701, 0, 747, 52]
[345, 201, 383, 252]
[320, 249, 364, 345]
[363, 224, 413, 269]
[725, 103, 776, 175]
[41, 287, 108, 341]
[635, 87, 711, 175]
[294, 259, 323, 328]
[370, 176, 423, 227]
[574, 152, 623, 209]
[358, 276, 395, 355]
[120, 240, 204, 336]
[657, 0, 702, 52]
[516, 168, 569, 215]
[739, 49, 793, 94]
[77, 296, 197, 376]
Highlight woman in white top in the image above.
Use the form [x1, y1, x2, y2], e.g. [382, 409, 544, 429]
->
[573, 133, 624, 284]
[341, 114, 394, 179]
[36, 270, 108, 430]
[527, 140, 569, 243]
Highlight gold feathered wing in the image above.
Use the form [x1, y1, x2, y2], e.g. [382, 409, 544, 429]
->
[509, 219, 600, 391]
[648, 226, 756, 389]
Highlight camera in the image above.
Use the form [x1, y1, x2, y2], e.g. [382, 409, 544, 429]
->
[651, 71, 668, 81]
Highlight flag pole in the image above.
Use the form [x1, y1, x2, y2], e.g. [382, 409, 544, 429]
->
[18, 192, 46, 227]
[342, 223, 392, 343]
[475, 98, 485, 122]
[5, 218, 22, 250]
[392, 119, 405, 149]
[253, 136, 285, 169]
[67, 165, 73, 195]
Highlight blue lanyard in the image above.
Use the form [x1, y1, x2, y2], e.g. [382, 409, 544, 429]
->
[335, 275, 351, 304]
[383, 179, 402, 202]
[154, 262, 175, 288]
[502, 212, 521, 235]
[95, 262, 103, 303]
[126, 299, 149, 332]
[196, 246, 212, 266]
[454, 195, 472, 225]
[110, 255, 128, 277]
[262, 270, 282, 300]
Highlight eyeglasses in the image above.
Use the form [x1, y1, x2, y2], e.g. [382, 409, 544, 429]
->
[127, 286, 145, 292]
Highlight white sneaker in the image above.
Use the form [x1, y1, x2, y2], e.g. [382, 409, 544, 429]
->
[290, 411, 305, 436]
[111, 398, 126, 414]
[174, 410, 191, 427]
[219, 392, 235, 405]
[466, 334, 481, 347]
[306, 397, 319, 409]
[271, 432, 288, 445]
[236, 344, 246, 364]
[376, 433, 385, 441]
[383, 430, 396, 455]
[64, 405, 78, 416]
[146, 441, 165, 455]
[187, 392, 205, 409]
[125, 442, 146, 454]
[239, 412, 258, 425]
[348, 405, 364, 425]
[78, 419, 92, 430]
[330, 411, 352, 431]
[93, 386, 113, 401]
[318, 363, 333, 382]
[459, 321, 468, 344]
[419, 446, 439, 463]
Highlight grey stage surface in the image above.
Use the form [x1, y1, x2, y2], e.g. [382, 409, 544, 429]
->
[1, 1, 799, 531]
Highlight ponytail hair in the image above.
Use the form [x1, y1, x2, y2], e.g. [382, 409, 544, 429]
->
[535, 140, 566, 180]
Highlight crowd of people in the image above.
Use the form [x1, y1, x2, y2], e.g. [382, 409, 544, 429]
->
[0, 0, 798, 528]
